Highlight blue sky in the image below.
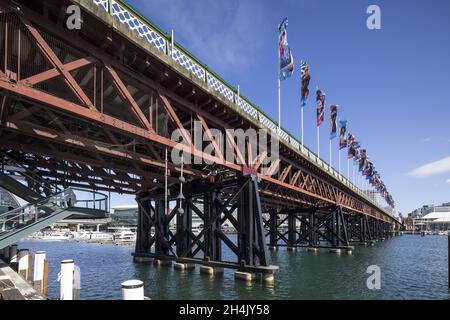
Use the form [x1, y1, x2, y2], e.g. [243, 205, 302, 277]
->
[109, 0, 450, 215]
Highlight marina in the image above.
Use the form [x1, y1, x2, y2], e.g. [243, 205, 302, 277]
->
[4, 234, 448, 300]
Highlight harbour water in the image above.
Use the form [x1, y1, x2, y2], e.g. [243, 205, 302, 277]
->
[18, 235, 450, 300]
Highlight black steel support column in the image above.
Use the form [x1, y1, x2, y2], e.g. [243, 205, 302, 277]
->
[176, 196, 192, 257]
[269, 208, 278, 247]
[360, 215, 366, 242]
[155, 199, 169, 255]
[135, 197, 152, 255]
[288, 213, 296, 247]
[203, 191, 219, 260]
[331, 209, 337, 246]
[309, 210, 317, 246]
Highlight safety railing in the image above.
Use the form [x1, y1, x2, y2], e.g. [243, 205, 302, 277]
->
[91, 0, 393, 218]
[74, 189, 108, 212]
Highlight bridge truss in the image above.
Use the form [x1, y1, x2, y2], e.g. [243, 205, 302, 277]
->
[0, 0, 400, 276]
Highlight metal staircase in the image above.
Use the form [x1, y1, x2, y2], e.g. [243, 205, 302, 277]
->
[0, 187, 109, 249]
[0, 154, 109, 249]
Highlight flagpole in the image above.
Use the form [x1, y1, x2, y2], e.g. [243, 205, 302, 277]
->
[339, 148, 341, 173]
[277, 33, 281, 135]
[347, 158, 350, 180]
[301, 106, 304, 153]
[352, 165, 355, 185]
[317, 126, 320, 158]
[278, 78, 281, 134]
[329, 139, 332, 167]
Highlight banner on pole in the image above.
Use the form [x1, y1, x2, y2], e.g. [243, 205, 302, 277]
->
[359, 149, 367, 172]
[316, 89, 325, 126]
[347, 133, 355, 158]
[300, 60, 310, 106]
[339, 120, 347, 149]
[278, 18, 294, 80]
[330, 104, 338, 139]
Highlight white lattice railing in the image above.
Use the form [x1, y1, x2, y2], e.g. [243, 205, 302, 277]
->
[206, 73, 234, 102]
[237, 97, 258, 119]
[110, 0, 167, 53]
[90, 0, 394, 217]
[170, 45, 206, 81]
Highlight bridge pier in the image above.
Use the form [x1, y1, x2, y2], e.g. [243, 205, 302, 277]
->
[133, 176, 278, 279]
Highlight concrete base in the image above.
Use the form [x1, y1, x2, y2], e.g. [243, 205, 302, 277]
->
[199, 266, 224, 276]
[286, 246, 297, 252]
[133, 256, 154, 263]
[234, 271, 261, 282]
[268, 246, 278, 251]
[306, 247, 318, 253]
[329, 248, 342, 254]
[153, 259, 172, 267]
[173, 263, 195, 271]
[262, 274, 275, 284]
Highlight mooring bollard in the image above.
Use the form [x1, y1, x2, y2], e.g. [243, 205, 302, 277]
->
[121, 279, 144, 300]
[60, 259, 74, 300]
[33, 251, 46, 293]
[73, 265, 81, 300]
[43, 259, 49, 297]
[17, 249, 29, 279]
[27, 252, 33, 281]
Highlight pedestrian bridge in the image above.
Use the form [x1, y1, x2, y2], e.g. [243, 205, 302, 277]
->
[0, 0, 401, 276]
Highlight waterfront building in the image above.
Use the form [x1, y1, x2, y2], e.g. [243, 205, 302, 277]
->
[412, 203, 450, 231]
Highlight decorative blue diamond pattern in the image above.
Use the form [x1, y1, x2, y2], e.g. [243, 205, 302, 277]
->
[110, 0, 166, 53]
[206, 73, 234, 102]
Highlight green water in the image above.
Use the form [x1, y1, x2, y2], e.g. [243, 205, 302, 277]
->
[19, 234, 450, 300]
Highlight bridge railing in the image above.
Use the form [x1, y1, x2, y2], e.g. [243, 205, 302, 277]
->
[91, 0, 393, 218]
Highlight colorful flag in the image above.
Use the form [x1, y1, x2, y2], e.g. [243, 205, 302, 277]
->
[316, 89, 325, 126]
[278, 18, 294, 80]
[330, 104, 338, 139]
[339, 120, 347, 149]
[300, 60, 310, 106]
[359, 149, 367, 172]
[347, 133, 355, 158]
[353, 141, 361, 165]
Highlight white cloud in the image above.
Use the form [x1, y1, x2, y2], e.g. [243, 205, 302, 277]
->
[140, 0, 269, 72]
[446, 179, 450, 184]
[420, 137, 432, 142]
[408, 156, 450, 178]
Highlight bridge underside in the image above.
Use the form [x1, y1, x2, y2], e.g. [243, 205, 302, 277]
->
[0, 0, 400, 274]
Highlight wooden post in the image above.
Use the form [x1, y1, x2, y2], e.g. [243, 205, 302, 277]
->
[27, 253, 32, 281]
[43, 259, 49, 297]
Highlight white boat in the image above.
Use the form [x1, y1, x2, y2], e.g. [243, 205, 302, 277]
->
[113, 230, 136, 242]
[38, 232, 70, 241]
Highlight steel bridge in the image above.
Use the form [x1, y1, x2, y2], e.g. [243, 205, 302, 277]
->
[0, 0, 401, 278]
